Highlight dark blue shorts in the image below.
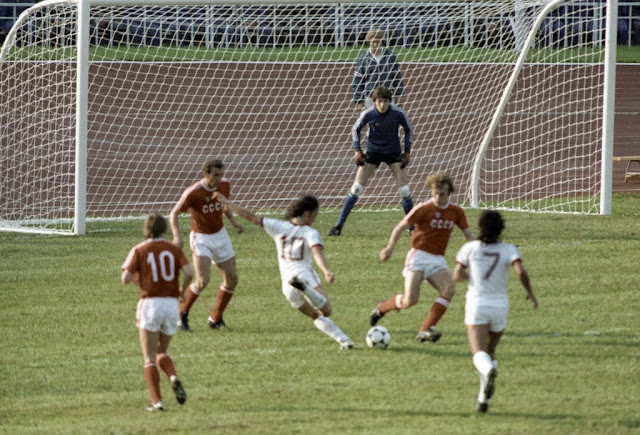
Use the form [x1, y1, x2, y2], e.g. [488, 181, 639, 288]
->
[365, 151, 403, 168]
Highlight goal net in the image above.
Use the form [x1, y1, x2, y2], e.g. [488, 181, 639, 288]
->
[0, 0, 614, 234]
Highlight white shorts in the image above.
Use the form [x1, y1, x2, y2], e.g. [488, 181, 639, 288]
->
[190, 228, 235, 264]
[282, 269, 324, 309]
[136, 297, 180, 335]
[402, 249, 448, 280]
[465, 304, 508, 332]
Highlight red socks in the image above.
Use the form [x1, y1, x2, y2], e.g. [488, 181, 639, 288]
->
[419, 297, 450, 332]
[209, 285, 234, 322]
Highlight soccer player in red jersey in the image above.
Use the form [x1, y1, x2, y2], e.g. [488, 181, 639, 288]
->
[121, 213, 193, 411]
[169, 159, 245, 331]
[371, 172, 474, 342]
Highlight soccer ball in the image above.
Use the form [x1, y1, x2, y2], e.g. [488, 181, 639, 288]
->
[366, 326, 391, 349]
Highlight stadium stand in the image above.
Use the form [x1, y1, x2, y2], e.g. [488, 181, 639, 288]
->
[1, 2, 639, 49]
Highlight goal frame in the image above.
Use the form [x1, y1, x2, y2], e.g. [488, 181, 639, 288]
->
[1, 0, 617, 235]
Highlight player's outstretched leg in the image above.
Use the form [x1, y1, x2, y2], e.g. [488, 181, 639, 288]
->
[369, 305, 385, 326]
[370, 294, 406, 326]
[313, 315, 353, 349]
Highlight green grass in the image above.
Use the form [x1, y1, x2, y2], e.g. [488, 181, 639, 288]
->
[1, 194, 639, 433]
[8, 41, 640, 63]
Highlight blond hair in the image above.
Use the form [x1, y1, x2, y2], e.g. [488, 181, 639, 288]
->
[365, 28, 385, 43]
[426, 172, 455, 194]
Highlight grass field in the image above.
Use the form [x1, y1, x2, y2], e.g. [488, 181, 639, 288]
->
[1, 194, 639, 434]
[19, 42, 640, 63]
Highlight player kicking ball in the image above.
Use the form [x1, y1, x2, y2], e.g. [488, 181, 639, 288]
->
[371, 172, 474, 342]
[213, 193, 354, 350]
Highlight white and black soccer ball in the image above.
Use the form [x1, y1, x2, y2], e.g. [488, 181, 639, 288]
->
[366, 325, 391, 349]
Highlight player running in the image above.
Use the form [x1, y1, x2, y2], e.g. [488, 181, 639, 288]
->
[169, 159, 245, 331]
[371, 172, 474, 342]
[452, 210, 538, 413]
[213, 193, 354, 350]
[121, 213, 193, 412]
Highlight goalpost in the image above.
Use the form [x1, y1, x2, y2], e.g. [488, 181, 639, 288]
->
[0, 0, 616, 235]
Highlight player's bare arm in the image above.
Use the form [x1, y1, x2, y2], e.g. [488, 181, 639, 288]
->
[513, 260, 538, 308]
[380, 220, 410, 261]
[169, 205, 183, 247]
[180, 264, 194, 301]
[451, 263, 469, 282]
[311, 245, 334, 284]
[213, 193, 262, 226]
[121, 270, 140, 286]
[121, 269, 133, 285]
[224, 207, 245, 233]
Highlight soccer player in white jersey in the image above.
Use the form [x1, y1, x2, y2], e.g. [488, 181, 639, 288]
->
[213, 193, 354, 349]
[452, 210, 538, 413]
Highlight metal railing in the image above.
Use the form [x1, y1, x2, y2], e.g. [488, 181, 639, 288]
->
[2, 1, 639, 48]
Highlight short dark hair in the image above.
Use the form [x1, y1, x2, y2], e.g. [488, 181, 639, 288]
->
[284, 195, 319, 220]
[143, 213, 167, 239]
[202, 159, 225, 174]
[478, 210, 505, 244]
[372, 85, 392, 102]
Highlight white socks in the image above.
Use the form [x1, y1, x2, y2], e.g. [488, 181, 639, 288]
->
[473, 352, 498, 402]
[473, 351, 494, 378]
[313, 315, 350, 344]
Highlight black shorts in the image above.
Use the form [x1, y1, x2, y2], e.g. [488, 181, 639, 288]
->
[365, 151, 404, 168]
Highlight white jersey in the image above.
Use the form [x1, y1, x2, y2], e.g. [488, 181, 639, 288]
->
[262, 217, 323, 282]
[456, 240, 522, 309]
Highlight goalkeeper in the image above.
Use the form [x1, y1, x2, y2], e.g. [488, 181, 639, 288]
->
[328, 85, 414, 236]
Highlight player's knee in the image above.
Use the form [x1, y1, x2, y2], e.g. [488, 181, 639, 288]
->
[441, 284, 456, 300]
[195, 276, 209, 290]
[398, 185, 411, 199]
[320, 302, 333, 317]
[349, 182, 364, 197]
[224, 275, 238, 290]
[402, 294, 418, 308]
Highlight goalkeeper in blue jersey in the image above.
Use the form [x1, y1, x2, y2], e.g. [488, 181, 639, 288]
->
[328, 86, 414, 236]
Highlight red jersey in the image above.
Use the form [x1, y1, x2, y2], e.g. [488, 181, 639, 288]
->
[403, 199, 469, 256]
[122, 238, 189, 299]
[175, 179, 231, 234]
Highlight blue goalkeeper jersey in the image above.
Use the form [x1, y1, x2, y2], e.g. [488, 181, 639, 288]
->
[351, 104, 413, 155]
